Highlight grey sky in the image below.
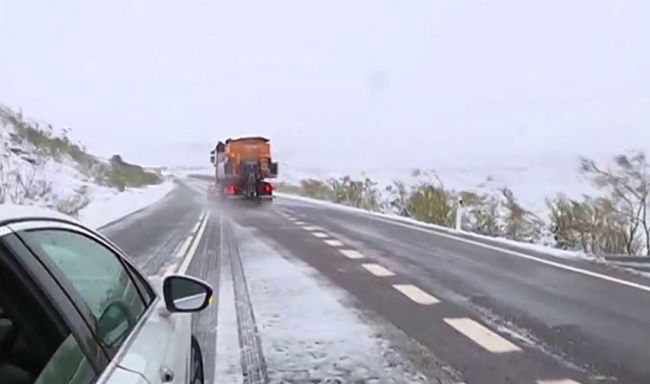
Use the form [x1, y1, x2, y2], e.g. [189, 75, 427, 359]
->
[1, 0, 649, 170]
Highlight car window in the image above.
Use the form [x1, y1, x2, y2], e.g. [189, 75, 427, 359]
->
[0, 249, 95, 384]
[21, 230, 147, 353]
[34, 335, 96, 384]
[124, 262, 155, 307]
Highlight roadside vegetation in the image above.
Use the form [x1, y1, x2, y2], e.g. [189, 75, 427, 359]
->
[100, 155, 163, 192]
[277, 151, 650, 256]
[547, 152, 650, 255]
[1, 104, 162, 215]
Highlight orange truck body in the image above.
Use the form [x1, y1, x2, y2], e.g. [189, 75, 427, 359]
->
[223, 137, 277, 179]
[209, 136, 278, 200]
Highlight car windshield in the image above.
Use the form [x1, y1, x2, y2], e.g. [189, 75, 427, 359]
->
[1, 1, 649, 383]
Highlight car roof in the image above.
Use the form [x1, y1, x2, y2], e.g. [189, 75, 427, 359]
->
[0, 204, 79, 226]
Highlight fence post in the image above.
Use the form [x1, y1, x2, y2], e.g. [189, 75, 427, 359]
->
[455, 197, 464, 231]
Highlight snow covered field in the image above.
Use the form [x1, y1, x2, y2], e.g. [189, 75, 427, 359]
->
[79, 180, 174, 228]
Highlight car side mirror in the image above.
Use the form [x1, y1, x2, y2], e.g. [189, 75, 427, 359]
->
[162, 275, 213, 313]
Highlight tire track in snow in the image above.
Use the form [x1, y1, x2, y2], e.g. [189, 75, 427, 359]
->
[188, 214, 221, 384]
[224, 220, 269, 384]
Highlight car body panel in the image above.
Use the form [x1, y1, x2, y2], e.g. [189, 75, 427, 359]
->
[116, 300, 192, 384]
[102, 366, 149, 384]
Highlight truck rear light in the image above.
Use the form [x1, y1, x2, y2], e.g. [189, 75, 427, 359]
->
[262, 183, 273, 193]
[225, 185, 238, 194]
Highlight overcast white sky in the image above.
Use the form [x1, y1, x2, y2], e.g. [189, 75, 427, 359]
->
[1, 0, 649, 170]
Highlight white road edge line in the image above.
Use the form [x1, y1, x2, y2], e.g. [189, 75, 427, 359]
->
[294, 221, 307, 225]
[178, 211, 210, 274]
[311, 232, 329, 238]
[301, 225, 323, 231]
[190, 217, 203, 234]
[174, 236, 194, 260]
[444, 317, 522, 353]
[393, 284, 440, 305]
[362, 263, 395, 277]
[324, 239, 344, 247]
[537, 380, 582, 384]
[369, 216, 650, 294]
[339, 249, 365, 259]
[174, 212, 205, 260]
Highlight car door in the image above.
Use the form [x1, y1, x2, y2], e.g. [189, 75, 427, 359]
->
[12, 221, 192, 384]
[111, 266, 194, 384]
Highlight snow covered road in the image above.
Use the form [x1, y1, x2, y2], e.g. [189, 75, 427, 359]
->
[229, 219, 451, 383]
[101, 178, 650, 384]
[100, 183, 454, 383]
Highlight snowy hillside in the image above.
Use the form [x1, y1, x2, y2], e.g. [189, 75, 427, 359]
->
[0, 104, 173, 227]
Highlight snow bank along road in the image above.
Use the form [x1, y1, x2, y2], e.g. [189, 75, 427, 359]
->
[105, 178, 650, 384]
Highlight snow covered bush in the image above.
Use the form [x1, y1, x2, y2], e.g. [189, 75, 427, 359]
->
[327, 176, 381, 211]
[547, 151, 650, 255]
[385, 180, 410, 216]
[407, 180, 454, 227]
[0, 152, 52, 204]
[547, 194, 632, 254]
[99, 155, 162, 191]
[458, 190, 500, 236]
[300, 178, 333, 200]
[500, 187, 544, 242]
[55, 186, 91, 216]
[455, 187, 542, 242]
[277, 176, 382, 210]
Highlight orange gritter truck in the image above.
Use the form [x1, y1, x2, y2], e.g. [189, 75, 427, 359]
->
[209, 136, 278, 201]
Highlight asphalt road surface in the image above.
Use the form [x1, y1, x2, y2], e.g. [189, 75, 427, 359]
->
[100, 180, 650, 384]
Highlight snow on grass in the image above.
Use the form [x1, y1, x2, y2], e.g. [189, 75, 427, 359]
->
[1, 121, 87, 206]
[276, 159, 599, 218]
[232, 222, 456, 383]
[275, 192, 595, 261]
[464, 232, 593, 259]
[2, 104, 172, 229]
[78, 180, 175, 229]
